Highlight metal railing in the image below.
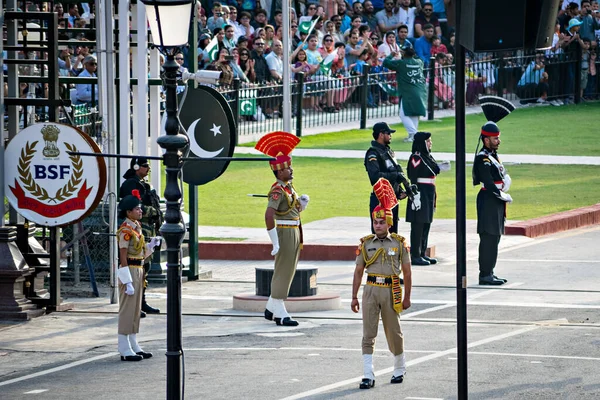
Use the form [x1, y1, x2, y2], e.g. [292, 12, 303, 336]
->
[215, 47, 598, 138]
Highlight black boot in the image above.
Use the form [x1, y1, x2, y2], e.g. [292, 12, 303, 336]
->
[142, 287, 160, 314]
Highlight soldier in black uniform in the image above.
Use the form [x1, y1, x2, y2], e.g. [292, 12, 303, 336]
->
[405, 132, 444, 266]
[119, 157, 163, 315]
[365, 122, 419, 234]
[472, 96, 515, 285]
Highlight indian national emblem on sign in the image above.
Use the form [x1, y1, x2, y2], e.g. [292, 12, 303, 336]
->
[9, 126, 92, 218]
[41, 124, 61, 158]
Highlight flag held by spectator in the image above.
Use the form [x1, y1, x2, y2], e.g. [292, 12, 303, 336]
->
[320, 51, 336, 75]
[298, 16, 319, 35]
[206, 36, 219, 62]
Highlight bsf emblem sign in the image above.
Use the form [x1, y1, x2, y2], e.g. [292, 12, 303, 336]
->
[4, 123, 107, 226]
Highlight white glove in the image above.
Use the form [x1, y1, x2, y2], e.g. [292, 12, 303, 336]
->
[410, 192, 422, 211]
[503, 174, 512, 192]
[117, 266, 133, 285]
[499, 192, 513, 203]
[438, 160, 451, 172]
[267, 227, 279, 256]
[125, 282, 135, 296]
[149, 236, 162, 248]
[299, 194, 310, 211]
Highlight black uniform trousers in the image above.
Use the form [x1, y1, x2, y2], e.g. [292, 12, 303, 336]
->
[478, 232, 501, 278]
[410, 222, 431, 259]
[370, 193, 399, 234]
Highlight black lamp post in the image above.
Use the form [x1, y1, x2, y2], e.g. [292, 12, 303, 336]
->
[139, 1, 193, 399]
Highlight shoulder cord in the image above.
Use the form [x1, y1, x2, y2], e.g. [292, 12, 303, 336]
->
[117, 225, 145, 252]
[274, 182, 299, 216]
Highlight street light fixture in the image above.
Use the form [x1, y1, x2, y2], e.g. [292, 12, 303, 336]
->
[139, 0, 193, 398]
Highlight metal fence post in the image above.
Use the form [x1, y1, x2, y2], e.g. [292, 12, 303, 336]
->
[232, 78, 240, 145]
[428, 57, 435, 120]
[575, 44, 582, 104]
[295, 72, 304, 137]
[360, 65, 370, 130]
[496, 56, 506, 98]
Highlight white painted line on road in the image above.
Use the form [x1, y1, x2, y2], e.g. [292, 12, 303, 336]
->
[184, 347, 439, 353]
[23, 389, 48, 394]
[256, 332, 305, 337]
[469, 351, 600, 362]
[405, 397, 444, 400]
[0, 353, 118, 388]
[403, 282, 523, 319]
[499, 259, 600, 263]
[469, 282, 523, 299]
[152, 293, 600, 311]
[403, 303, 456, 319]
[279, 326, 538, 400]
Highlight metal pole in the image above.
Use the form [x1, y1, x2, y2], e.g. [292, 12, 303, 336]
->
[0, 4, 4, 227]
[187, 10, 201, 281]
[295, 72, 304, 137]
[7, 0, 22, 225]
[158, 53, 188, 400]
[454, 0, 468, 398]
[101, 0, 119, 304]
[281, 0, 291, 131]
[427, 56, 435, 121]
[118, 0, 131, 180]
[360, 65, 370, 129]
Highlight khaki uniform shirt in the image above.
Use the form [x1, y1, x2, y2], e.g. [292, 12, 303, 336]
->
[356, 233, 410, 276]
[267, 180, 301, 221]
[117, 219, 148, 261]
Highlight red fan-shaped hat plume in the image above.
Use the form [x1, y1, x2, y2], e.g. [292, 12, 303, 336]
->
[372, 178, 398, 226]
[255, 131, 301, 171]
[131, 189, 142, 200]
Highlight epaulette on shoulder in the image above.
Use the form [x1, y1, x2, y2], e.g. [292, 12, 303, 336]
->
[356, 234, 375, 256]
[390, 233, 406, 243]
[360, 234, 375, 243]
[270, 183, 283, 192]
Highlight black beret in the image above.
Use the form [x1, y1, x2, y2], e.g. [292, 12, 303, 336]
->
[414, 131, 431, 142]
[118, 194, 141, 212]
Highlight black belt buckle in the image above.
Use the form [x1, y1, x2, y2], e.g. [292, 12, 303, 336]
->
[127, 258, 143, 266]
[367, 275, 392, 285]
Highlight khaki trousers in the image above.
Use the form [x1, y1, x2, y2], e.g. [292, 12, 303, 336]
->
[361, 285, 404, 356]
[118, 266, 144, 335]
[271, 226, 300, 299]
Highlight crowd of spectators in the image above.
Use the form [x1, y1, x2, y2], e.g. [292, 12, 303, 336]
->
[186, 0, 600, 118]
[3, 1, 600, 124]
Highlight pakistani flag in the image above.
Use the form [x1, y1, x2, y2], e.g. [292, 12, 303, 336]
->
[299, 16, 319, 36]
[206, 36, 219, 62]
[320, 51, 336, 75]
[239, 97, 256, 116]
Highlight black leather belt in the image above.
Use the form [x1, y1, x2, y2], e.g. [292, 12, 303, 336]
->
[127, 258, 143, 266]
[367, 275, 392, 285]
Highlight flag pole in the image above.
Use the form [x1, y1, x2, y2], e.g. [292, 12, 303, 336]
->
[282, 0, 291, 132]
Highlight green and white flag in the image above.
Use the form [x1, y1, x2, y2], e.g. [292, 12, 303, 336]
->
[239, 97, 257, 116]
[298, 16, 319, 35]
[206, 36, 219, 62]
[320, 51, 336, 75]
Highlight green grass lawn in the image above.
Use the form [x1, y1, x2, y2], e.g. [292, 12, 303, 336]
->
[240, 102, 600, 156]
[176, 157, 600, 227]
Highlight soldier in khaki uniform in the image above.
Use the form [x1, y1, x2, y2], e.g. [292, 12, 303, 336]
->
[351, 178, 412, 389]
[255, 131, 309, 327]
[119, 157, 163, 316]
[116, 191, 161, 361]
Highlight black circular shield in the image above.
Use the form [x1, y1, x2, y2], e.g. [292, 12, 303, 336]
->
[178, 85, 236, 185]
